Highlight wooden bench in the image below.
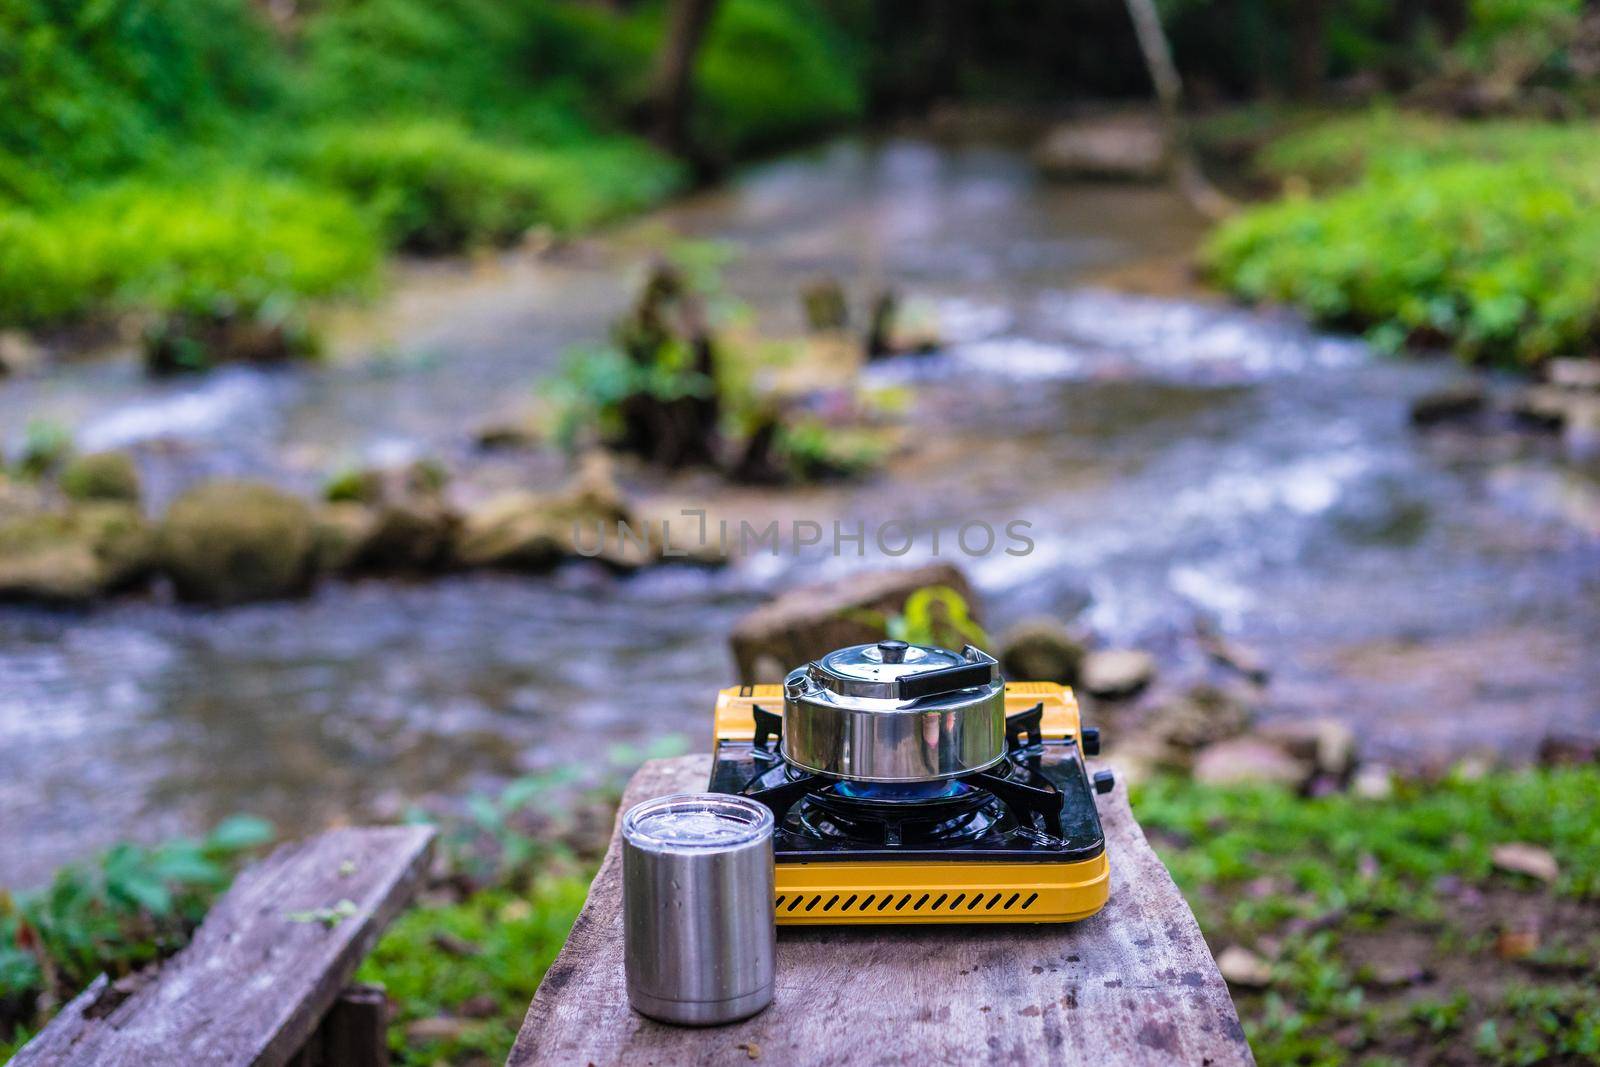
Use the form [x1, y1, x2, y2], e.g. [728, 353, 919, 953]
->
[509, 754, 1252, 1066]
[12, 825, 435, 1067]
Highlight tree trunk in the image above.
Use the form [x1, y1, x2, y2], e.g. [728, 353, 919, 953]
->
[1122, 0, 1235, 221]
[649, 0, 720, 155]
[1289, 0, 1327, 99]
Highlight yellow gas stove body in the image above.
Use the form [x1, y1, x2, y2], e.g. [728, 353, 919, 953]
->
[710, 682, 1110, 925]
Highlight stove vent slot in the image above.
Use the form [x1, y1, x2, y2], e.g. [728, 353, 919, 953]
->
[775, 888, 1044, 917]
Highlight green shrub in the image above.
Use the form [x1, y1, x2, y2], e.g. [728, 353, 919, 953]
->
[0, 174, 380, 328]
[696, 0, 865, 159]
[1205, 125, 1600, 365]
[0, 0, 281, 190]
[303, 120, 682, 251]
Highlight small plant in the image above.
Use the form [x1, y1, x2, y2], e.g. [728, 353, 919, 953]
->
[851, 585, 989, 650]
[0, 814, 273, 1044]
[13, 420, 72, 480]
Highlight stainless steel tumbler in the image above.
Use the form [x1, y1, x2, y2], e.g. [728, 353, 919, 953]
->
[622, 792, 775, 1025]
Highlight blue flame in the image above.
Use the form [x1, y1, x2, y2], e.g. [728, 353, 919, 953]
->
[835, 779, 967, 801]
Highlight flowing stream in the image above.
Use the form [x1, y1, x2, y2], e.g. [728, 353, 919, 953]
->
[3, 135, 1597, 887]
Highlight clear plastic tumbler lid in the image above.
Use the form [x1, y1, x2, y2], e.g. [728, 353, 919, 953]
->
[622, 793, 774, 853]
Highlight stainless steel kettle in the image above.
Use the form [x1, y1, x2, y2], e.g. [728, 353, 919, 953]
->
[780, 640, 1005, 783]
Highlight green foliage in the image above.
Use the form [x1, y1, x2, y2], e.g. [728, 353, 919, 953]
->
[0, 0, 862, 334]
[356, 880, 590, 1066]
[0, 0, 282, 192]
[776, 420, 891, 481]
[0, 174, 381, 329]
[302, 120, 682, 251]
[1205, 117, 1600, 365]
[695, 0, 865, 159]
[0, 815, 273, 1025]
[12, 420, 72, 481]
[1137, 766, 1600, 1065]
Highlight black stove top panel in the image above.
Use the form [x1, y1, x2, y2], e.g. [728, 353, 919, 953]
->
[708, 704, 1105, 863]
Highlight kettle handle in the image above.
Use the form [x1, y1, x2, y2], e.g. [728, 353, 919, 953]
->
[895, 646, 997, 700]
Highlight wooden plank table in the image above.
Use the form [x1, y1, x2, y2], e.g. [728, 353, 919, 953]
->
[14, 825, 435, 1067]
[510, 755, 1252, 1066]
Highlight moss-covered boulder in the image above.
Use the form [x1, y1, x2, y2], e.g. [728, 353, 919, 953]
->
[59, 451, 142, 504]
[158, 482, 315, 604]
[310, 502, 381, 575]
[999, 617, 1087, 685]
[454, 491, 569, 571]
[0, 504, 155, 603]
[320, 459, 457, 573]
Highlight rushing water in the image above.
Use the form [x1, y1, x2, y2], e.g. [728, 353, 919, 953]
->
[3, 136, 1598, 887]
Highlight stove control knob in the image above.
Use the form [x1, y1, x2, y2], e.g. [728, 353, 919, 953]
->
[1080, 727, 1101, 756]
[876, 639, 909, 663]
[1092, 770, 1115, 795]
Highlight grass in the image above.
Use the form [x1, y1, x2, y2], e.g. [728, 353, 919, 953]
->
[1136, 765, 1600, 1065]
[355, 879, 590, 1065]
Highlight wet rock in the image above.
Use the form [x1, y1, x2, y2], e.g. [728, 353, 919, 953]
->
[310, 503, 380, 574]
[357, 501, 458, 572]
[1490, 842, 1559, 884]
[144, 308, 314, 375]
[158, 481, 315, 604]
[319, 459, 458, 573]
[0, 330, 44, 377]
[0, 504, 156, 603]
[1215, 945, 1272, 988]
[1150, 685, 1253, 750]
[1192, 737, 1307, 788]
[1409, 383, 1487, 427]
[324, 458, 449, 507]
[473, 416, 542, 452]
[454, 491, 568, 571]
[457, 452, 639, 572]
[1080, 649, 1156, 700]
[728, 563, 978, 684]
[58, 451, 142, 505]
[1195, 622, 1270, 685]
[1511, 384, 1574, 431]
[1256, 717, 1356, 778]
[999, 617, 1087, 684]
[1547, 357, 1600, 391]
[801, 277, 850, 333]
[1035, 113, 1169, 182]
[1536, 732, 1600, 766]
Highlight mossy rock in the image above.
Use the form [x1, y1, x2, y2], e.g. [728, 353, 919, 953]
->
[454, 492, 568, 571]
[144, 309, 316, 375]
[158, 481, 315, 604]
[0, 504, 155, 603]
[59, 451, 142, 504]
[999, 617, 1087, 685]
[310, 502, 381, 575]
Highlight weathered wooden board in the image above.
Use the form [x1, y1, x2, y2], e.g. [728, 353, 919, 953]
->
[14, 825, 435, 1067]
[510, 755, 1252, 1066]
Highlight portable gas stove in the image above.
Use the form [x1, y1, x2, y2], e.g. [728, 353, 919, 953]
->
[708, 672, 1113, 926]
